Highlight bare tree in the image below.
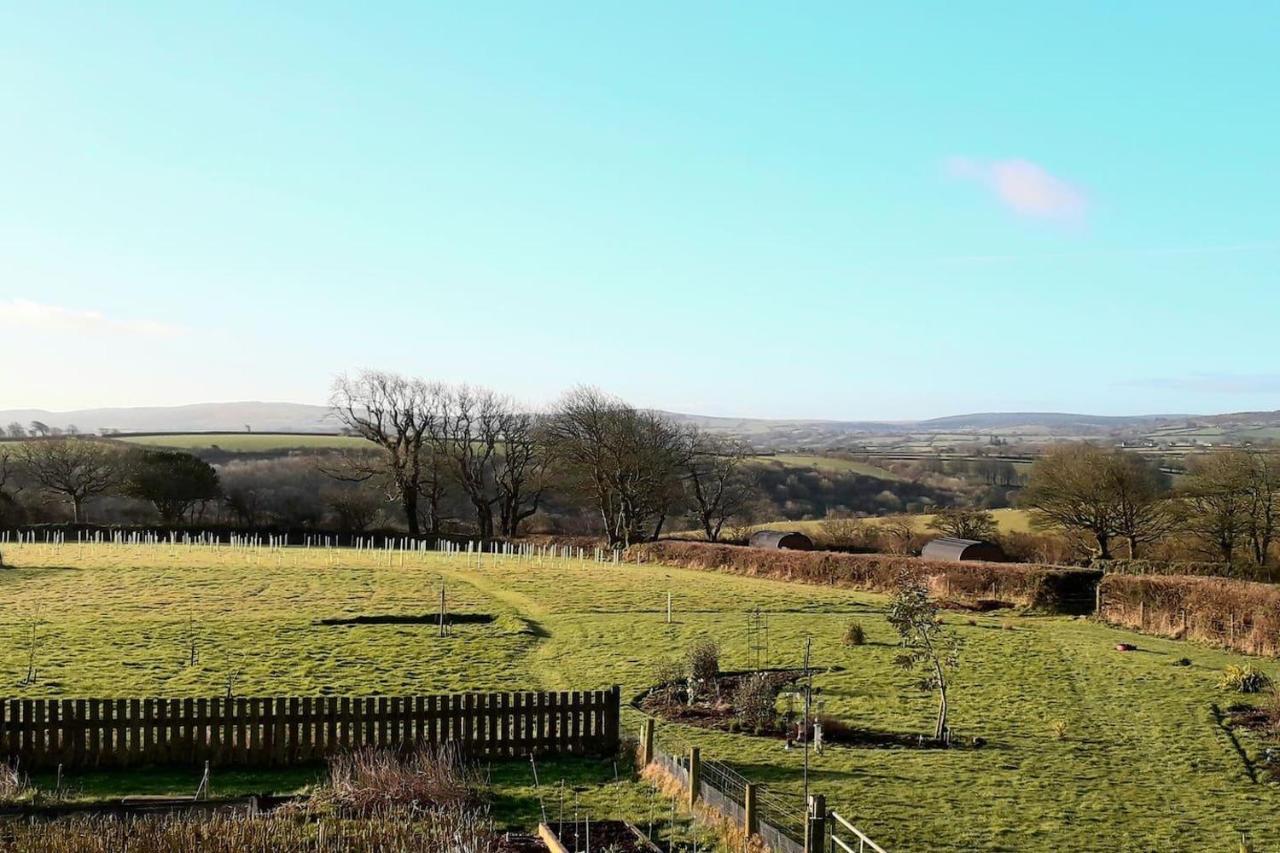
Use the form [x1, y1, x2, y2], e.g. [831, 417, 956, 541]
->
[682, 428, 759, 542]
[1107, 453, 1177, 558]
[1178, 451, 1274, 565]
[547, 387, 688, 548]
[927, 507, 997, 541]
[17, 438, 121, 522]
[437, 386, 505, 539]
[494, 411, 555, 537]
[328, 371, 444, 536]
[6, 423, 25, 438]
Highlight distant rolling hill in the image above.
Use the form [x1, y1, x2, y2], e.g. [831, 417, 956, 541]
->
[3, 402, 1278, 450]
[0, 402, 336, 435]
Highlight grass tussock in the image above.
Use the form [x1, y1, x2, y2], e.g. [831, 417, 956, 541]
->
[1100, 575, 1280, 657]
[627, 541, 1100, 613]
[308, 744, 482, 817]
[0, 763, 32, 804]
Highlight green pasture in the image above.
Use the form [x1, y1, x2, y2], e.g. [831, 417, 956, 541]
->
[1, 543, 1277, 850]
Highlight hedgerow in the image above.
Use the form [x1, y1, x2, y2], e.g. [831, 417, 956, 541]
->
[625, 541, 1100, 613]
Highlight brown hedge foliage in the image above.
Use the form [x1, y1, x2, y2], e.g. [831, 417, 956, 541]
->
[625, 541, 1100, 613]
[1099, 574, 1280, 657]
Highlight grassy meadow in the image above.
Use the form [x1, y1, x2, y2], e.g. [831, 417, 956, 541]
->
[1, 543, 1278, 850]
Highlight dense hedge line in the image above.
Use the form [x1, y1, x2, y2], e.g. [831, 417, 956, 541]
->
[1099, 574, 1280, 657]
[1092, 558, 1279, 583]
[625, 541, 1101, 614]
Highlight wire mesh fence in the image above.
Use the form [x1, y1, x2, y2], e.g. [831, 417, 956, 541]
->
[649, 722, 806, 853]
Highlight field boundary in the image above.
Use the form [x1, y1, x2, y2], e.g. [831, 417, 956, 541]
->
[1, 688, 620, 771]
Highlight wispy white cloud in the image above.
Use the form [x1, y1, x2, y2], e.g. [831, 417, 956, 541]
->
[947, 157, 1087, 220]
[1124, 373, 1280, 394]
[0, 299, 185, 338]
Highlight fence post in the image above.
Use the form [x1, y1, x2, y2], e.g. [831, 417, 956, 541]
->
[605, 685, 620, 754]
[805, 794, 826, 853]
[688, 747, 701, 808]
[640, 718, 654, 767]
[743, 781, 758, 837]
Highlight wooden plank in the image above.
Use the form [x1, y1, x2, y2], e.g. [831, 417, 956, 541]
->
[39, 700, 54, 771]
[340, 697, 352, 750]
[273, 697, 288, 767]
[235, 697, 248, 766]
[183, 698, 196, 763]
[199, 698, 211, 764]
[167, 699, 181, 765]
[325, 697, 338, 759]
[426, 695, 438, 746]
[72, 699, 86, 768]
[127, 699, 141, 767]
[248, 698, 262, 764]
[363, 697, 375, 747]
[288, 697, 301, 765]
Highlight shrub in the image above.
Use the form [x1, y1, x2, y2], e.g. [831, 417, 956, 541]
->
[1218, 664, 1273, 694]
[732, 673, 779, 731]
[1050, 720, 1068, 740]
[650, 657, 687, 708]
[687, 638, 720, 684]
[842, 621, 866, 646]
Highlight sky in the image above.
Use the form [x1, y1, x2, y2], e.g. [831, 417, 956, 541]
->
[2, 2, 1277, 420]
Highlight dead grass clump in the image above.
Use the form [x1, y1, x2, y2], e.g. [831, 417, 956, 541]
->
[0, 813, 501, 852]
[0, 762, 32, 803]
[309, 744, 482, 817]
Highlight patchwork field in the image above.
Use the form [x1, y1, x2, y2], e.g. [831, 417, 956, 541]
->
[1, 543, 1278, 850]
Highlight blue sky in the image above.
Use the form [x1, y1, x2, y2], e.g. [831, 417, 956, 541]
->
[2, 2, 1276, 418]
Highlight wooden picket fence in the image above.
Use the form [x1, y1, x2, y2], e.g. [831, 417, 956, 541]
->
[0, 687, 620, 770]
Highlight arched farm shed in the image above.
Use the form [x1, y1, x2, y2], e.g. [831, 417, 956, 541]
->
[749, 530, 814, 551]
[922, 536, 1006, 562]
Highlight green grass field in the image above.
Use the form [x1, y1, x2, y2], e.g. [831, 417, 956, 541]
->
[1, 543, 1277, 850]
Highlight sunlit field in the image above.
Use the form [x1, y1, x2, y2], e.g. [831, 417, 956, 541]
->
[2, 543, 1278, 850]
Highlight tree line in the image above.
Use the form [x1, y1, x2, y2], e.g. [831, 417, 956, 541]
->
[0, 371, 765, 545]
[1019, 442, 1280, 566]
[327, 371, 760, 546]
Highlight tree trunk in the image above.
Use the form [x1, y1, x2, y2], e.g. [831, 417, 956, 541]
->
[1127, 535, 1139, 559]
[1096, 531, 1112, 560]
[72, 495, 83, 524]
[935, 684, 948, 742]
[402, 488, 421, 537]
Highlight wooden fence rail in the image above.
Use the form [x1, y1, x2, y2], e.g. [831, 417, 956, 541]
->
[0, 687, 620, 771]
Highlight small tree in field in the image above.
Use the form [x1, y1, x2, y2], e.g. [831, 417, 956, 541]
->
[887, 568, 961, 742]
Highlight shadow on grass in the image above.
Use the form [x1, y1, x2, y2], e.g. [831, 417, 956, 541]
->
[316, 613, 496, 626]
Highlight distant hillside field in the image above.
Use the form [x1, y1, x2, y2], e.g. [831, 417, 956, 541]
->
[114, 433, 369, 452]
[746, 508, 1035, 538]
[750, 453, 904, 481]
